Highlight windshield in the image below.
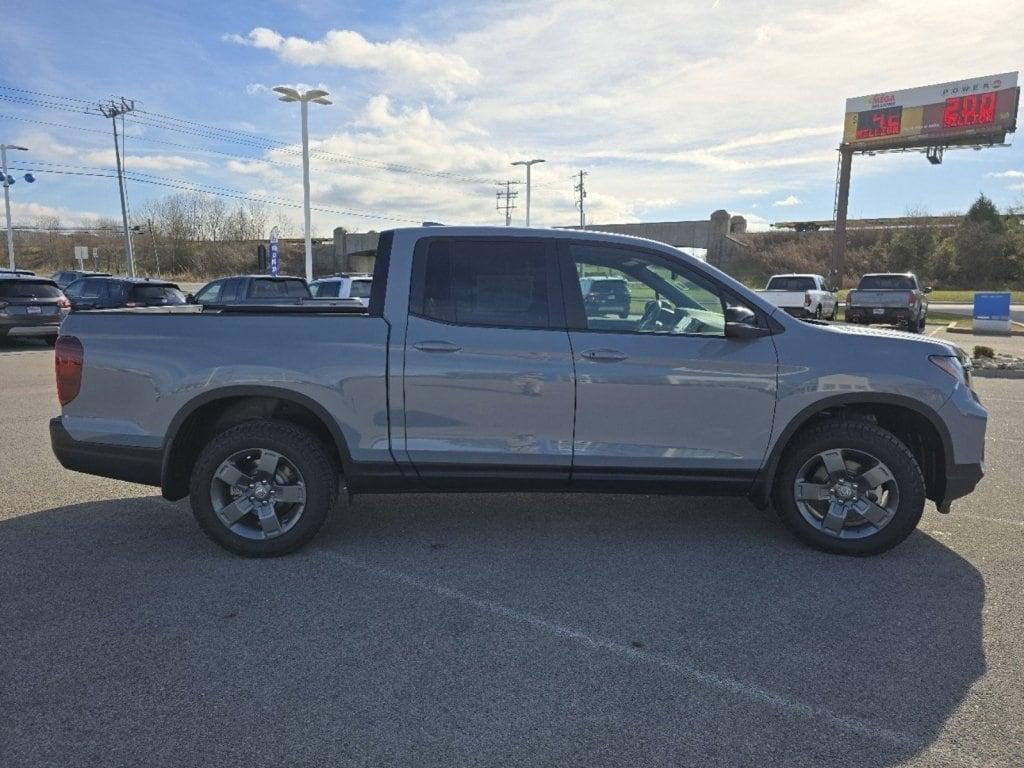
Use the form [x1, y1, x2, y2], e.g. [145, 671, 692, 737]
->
[132, 285, 186, 304]
[0, 280, 63, 299]
[766, 276, 816, 291]
[858, 275, 916, 290]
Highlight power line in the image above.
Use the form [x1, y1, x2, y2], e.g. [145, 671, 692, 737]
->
[7, 164, 424, 224]
[0, 86, 521, 188]
[495, 180, 520, 226]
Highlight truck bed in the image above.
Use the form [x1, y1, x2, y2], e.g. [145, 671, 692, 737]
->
[57, 310, 391, 467]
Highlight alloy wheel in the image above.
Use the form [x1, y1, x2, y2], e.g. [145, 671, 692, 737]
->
[209, 448, 307, 540]
[792, 448, 899, 539]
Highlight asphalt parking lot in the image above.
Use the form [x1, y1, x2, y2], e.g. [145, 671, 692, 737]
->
[2, 337, 1023, 768]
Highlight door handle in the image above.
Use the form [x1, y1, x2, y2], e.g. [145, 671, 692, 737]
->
[580, 348, 629, 362]
[412, 340, 462, 353]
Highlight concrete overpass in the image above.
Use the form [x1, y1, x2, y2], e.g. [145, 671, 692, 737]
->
[322, 210, 751, 274]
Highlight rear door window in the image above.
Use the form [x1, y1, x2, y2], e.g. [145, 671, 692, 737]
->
[349, 279, 372, 299]
[411, 238, 554, 329]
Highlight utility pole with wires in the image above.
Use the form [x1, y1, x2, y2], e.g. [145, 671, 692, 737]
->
[97, 97, 137, 276]
[496, 180, 520, 226]
[573, 170, 588, 229]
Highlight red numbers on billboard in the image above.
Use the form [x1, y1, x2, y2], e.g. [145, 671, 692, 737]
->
[855, 106, 903, 140]
[943, 92, 997, 128]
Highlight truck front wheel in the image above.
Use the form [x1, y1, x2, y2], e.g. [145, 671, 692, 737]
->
[772, 419, 926, 555]
[189, 419, 338, 557]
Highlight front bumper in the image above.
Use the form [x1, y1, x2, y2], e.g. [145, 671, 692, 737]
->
[938, 462, 985, 512]
[50, 418, 163, 487]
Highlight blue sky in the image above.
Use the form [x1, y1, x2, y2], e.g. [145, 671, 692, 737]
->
[1, 0, 1022, 234]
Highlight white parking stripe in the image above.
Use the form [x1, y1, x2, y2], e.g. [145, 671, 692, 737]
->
[987, 436, 1023, 444]
[956, 514, 1024, 527]
[324, 551, 979, 763]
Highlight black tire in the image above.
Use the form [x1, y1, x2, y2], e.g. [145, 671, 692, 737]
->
[618, 310, 630, 319]
[814, 305, 822, 319]
[189, 419, 338, 557]
[918, 313, 927, 332]
[773, 419, 926, 556]
[829, 304, 838, 321]
[44, 335, 57, 347]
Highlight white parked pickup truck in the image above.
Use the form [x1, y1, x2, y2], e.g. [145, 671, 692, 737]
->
[756, 274, 838, 320]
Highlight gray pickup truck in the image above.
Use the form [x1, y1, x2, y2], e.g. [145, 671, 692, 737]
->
[846, 273, 931, 331]
[50, 227, 986, 558]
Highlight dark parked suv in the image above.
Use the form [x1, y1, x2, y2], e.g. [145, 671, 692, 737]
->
[63, 276, 187, 311]
[579, 276, 632, 318]
[0, 275, 68, 344]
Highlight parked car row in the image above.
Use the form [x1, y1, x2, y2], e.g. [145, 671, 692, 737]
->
[755, 271, 931, 333]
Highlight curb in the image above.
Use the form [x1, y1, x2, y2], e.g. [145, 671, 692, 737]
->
[972, 368, 1024, 379]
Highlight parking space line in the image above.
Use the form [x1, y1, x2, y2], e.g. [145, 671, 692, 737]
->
[982, 397, 1024, 404]
[987, 436, 1023, 443]
[324, 551, 962, 757]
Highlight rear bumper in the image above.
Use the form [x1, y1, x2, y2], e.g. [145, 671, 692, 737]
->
[50, 417, 163, 487]
[846, 306, 914, 324]
[0, 317, 62, 336]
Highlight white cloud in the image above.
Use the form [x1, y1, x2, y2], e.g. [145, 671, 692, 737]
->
[737, 187, 769, 196]
[10, 201, 101, 226]
[225, 26, 480, 100]
[245, 83, 270, 95]
[80, 151, 207, 171]
[989, 170, 1024, 178]
[773, 195, 802, 207]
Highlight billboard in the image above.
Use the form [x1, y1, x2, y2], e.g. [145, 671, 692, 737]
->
[842, 72, 1019, 150]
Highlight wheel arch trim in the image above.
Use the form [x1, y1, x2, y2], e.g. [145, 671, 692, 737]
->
[750, 391, 953, 508]
[160, 385, 354, 499]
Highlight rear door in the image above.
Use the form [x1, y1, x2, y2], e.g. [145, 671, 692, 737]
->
[560, 242, 778, 487]
[401, 236, 574, 483]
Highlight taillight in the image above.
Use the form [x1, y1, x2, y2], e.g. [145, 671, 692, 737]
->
[55, 335, 84, 406]
[125, 301, 141, 308]
[804, 292, 812, 307]
[58, 297, 71, 310]
[908, 293, 916, 306]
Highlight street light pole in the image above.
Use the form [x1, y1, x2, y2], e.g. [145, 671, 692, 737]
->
[272, 86, 332, 281]
[511, 158, 545, 226]
[1, 144, 28, 270]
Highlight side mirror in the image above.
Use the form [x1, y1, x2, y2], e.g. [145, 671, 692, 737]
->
[922, 286, 932, 294]
[724, 305, 771, 339]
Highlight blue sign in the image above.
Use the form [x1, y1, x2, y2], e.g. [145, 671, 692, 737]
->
[973, 292, 1011, 321]
[268, 227, 279, 276]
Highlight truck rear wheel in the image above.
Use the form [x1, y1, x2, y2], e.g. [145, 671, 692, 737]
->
[189, 419, 338, 557]
[772, 419, 925, 556]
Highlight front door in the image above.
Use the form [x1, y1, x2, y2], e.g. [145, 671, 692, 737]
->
[561, 242, 778, 488]
[401, 237, 575, 484]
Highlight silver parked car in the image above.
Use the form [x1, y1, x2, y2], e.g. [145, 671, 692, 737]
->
[0, 275, 68, 345]
[50, 226, 985, 558]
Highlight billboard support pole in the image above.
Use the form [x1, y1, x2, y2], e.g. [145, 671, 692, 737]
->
[831, 146, 853, 288]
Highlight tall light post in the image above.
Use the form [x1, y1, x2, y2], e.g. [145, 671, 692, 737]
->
[511, 158, 545, 227]
[1, 143, 28, 270]
[273, 86, 332, 281]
